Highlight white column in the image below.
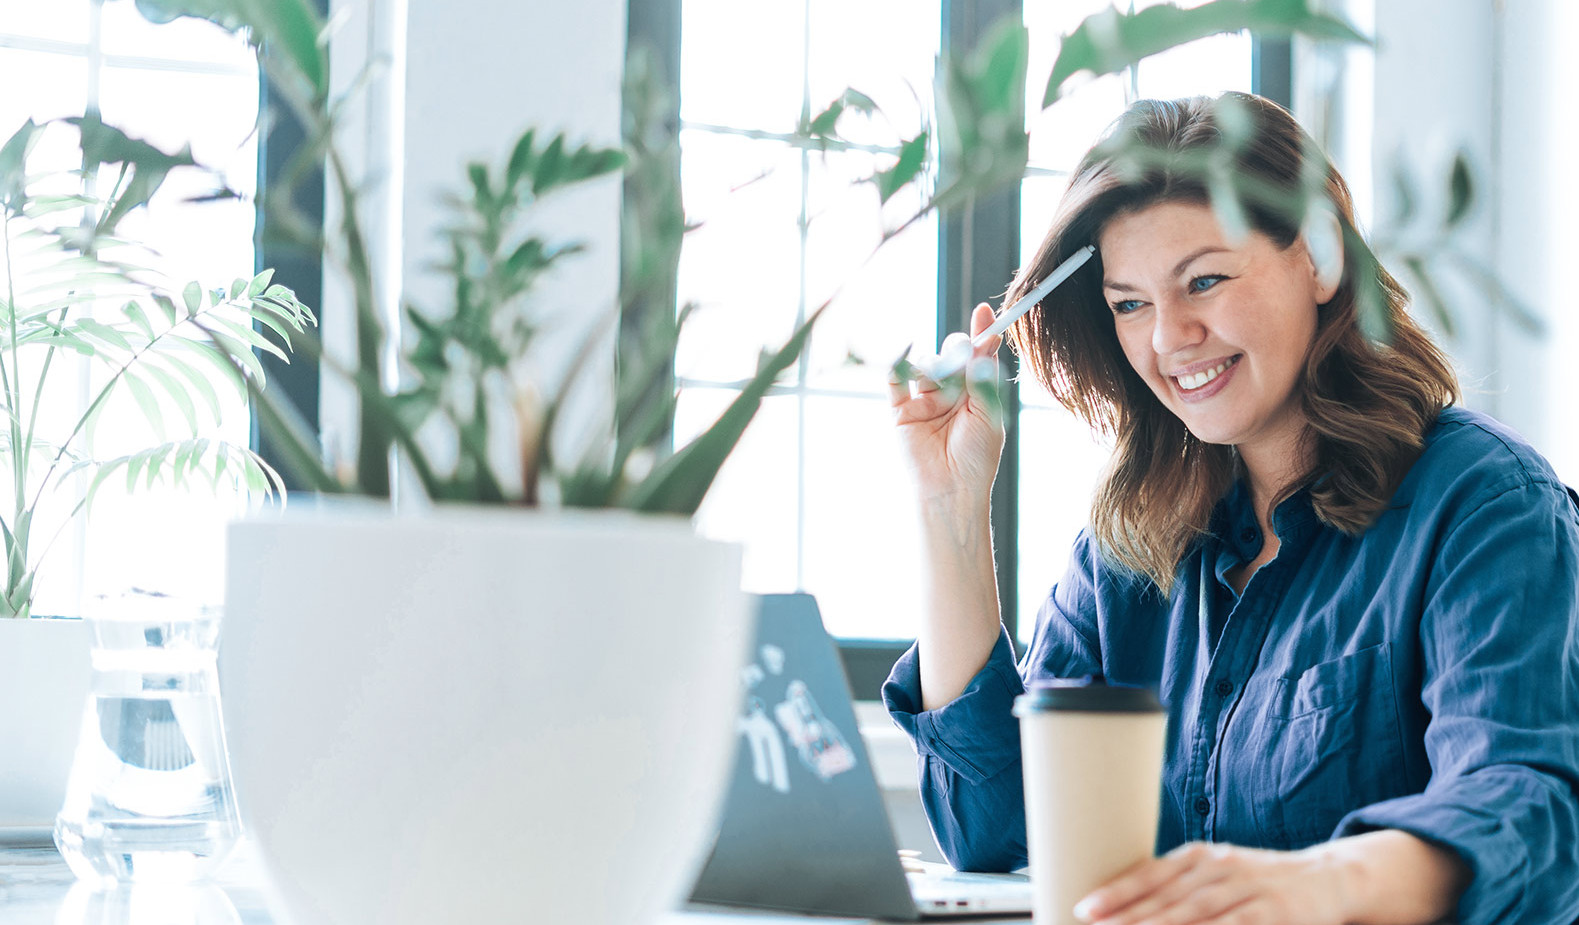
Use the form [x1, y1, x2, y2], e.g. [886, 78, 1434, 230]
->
[325, 0, 628, 494]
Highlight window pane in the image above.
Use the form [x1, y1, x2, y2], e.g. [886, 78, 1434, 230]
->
[0, 48, 89, 135]
[99, 1, 256, 69]
[0, 0, 91, 44]
[680, 0, 805, 133]
[1025, 0, 1128, 171]
[806, 0, 938, 149]
[0, 12, 262, 616]
[804, 149, 936, 393]
[801, 395, 923, 640]
[675, 130, 803, 384]
[1136, 32, 1252, 101]
[681, 391, 800, 594]
[1015, 406, 1111, 643]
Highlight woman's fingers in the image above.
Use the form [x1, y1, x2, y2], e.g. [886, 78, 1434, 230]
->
[887, 367, 911, 407]
[968, 302, 1001, 357]
[1076, 854, 1196, 923]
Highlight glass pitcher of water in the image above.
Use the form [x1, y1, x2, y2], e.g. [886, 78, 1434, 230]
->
[54, 592, 241, 883]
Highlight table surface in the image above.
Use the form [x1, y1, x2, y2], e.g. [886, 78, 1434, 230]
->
[0, 841, 1033, 924]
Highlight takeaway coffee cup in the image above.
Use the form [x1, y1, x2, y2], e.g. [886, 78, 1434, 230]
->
[1013, 678, 1166, 925]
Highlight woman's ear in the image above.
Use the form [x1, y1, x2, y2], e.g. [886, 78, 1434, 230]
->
[1301, 206, 1344, 303]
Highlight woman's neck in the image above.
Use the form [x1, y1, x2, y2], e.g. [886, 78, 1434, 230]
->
[1237, 429, 1314, 534]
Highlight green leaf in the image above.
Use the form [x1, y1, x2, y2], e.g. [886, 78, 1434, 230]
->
[625, 305, 825, 515]
[153, 293, 178, 325]
[175, 337, 248, 393]
[208, 312, 289, 361]
[21, 193, 93, 217]
[531, 134, 567, 196]
[467, 162, 493, 210]
[506, 128, 538, 190]
[135, 0, 328, 100]
[182, 280, 202, 316]
[67, 113, 198, 234]
[246, 267, 275, 298]
[1446, 151, 1474, 228]
[874, 131, 930, 204]
[0, 119, 40, 205]
[122, 300, 156, 340]
[805, 88, 878, 140]
[125, 449, 150, 492]
[245, 299, 303, 349]
[933, 17, 1029, 211]
[162, 352, 225, 421]
[143, 362, 199, 432]
[1043, 0, 1370, 107]
[144, 444, 178, 489]
[1388, 158, 1418, 227]
[123, 372, 167, 436]
[203, 327, 269, 385]
[75, 317, 133, 351]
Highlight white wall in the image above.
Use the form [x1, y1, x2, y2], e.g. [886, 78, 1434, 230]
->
[325, 0, 627, 490]
[1365, 0, 1578, 481]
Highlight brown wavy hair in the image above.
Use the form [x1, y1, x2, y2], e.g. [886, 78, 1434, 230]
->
[1007, 93, 1459, 594]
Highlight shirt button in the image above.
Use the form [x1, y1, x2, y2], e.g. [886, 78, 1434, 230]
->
[1194, 797, 1211, 816]
[1215, 679, 1233, 697]
[1239, 527, 1258, 544]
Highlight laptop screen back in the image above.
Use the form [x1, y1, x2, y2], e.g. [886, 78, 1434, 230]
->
[689, 593, 919, 920]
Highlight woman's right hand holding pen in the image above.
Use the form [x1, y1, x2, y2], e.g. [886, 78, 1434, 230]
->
[889, 302, 1007, 711]
[888, 302, 1006, 506]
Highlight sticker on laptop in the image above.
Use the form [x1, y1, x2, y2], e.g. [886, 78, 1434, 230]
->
[739, 695, 791, 793]
[735, 647, 858, 790]
[773, 680, 858, 781]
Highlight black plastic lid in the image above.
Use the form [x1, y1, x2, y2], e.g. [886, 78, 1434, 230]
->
[1013, 677, 1164, 715]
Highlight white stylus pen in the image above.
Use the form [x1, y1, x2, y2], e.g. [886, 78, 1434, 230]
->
[921, 244, 1097, 380]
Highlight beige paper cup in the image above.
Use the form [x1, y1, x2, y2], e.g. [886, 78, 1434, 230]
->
[1013, 680, 1166, 925]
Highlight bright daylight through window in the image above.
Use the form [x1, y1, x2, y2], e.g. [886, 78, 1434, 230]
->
[676, 0, 1251, 647]
[0, 2, 259, 616]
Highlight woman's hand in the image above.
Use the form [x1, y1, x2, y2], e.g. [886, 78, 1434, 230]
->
[888, 302, 1005, 503]
[1073, 842, 1355, 925]
[1074, 832, 1468, 925]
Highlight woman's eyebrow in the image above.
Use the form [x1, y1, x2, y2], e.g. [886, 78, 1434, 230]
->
[1102, 245, 1233, 292]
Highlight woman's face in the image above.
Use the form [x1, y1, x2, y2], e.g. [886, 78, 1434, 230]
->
[1098, 200, 1334, 465]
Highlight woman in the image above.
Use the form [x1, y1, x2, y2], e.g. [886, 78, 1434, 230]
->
[884, 93, 1579, 924]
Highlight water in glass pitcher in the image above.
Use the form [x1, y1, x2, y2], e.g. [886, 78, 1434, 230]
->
[55, 597, 240, 883]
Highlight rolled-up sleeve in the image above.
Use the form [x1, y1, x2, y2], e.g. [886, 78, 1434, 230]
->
[882, 627, 1029, 871]
[1334, 480, 1579, 923]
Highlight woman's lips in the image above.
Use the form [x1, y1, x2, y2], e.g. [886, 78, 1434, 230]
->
[1171, 355, 1241, 402]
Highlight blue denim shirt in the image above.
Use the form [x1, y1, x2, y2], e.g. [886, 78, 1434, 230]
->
[884, 406, 1579, 924]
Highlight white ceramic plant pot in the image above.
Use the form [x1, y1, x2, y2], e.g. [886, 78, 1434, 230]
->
[221, 505, 749, 925]
[0, 616, 93, 831]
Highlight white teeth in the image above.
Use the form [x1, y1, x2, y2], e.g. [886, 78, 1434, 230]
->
[1175, 359, 1233, 391]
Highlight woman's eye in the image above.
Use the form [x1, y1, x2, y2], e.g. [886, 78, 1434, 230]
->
[1189, 274, 1228, 293]
[1110, 299, 1144, 315]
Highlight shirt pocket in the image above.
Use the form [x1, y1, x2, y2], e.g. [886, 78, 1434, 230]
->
[1253, 643, 1407, 846]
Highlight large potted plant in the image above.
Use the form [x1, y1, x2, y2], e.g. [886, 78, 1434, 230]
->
[0, 114, 314, 831]
[119, 0, 1508, 923]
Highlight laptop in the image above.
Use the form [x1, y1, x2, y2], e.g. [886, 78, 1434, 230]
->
[688, 593, 1033, 920]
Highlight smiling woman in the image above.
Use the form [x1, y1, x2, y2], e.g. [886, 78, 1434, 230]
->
[882, 92, 1579, 925]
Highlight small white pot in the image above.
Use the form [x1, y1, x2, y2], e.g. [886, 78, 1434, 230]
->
[222, 505, 749, 925]
[0, 616, 93, 829]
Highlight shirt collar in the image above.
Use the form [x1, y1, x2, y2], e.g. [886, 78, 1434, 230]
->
[1208, 478, 1320, 582]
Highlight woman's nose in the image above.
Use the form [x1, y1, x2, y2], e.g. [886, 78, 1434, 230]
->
[1150, 296, 1206, 356]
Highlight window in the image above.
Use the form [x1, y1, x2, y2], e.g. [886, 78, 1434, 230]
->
[0, 2, 259, 614]
[653, 0, 1277, 695]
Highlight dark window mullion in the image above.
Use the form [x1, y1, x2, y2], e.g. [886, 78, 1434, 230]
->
[939, 0, 1023, 648]
[1252, 36, 1293, 109]
[252, 0, 328, 480]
